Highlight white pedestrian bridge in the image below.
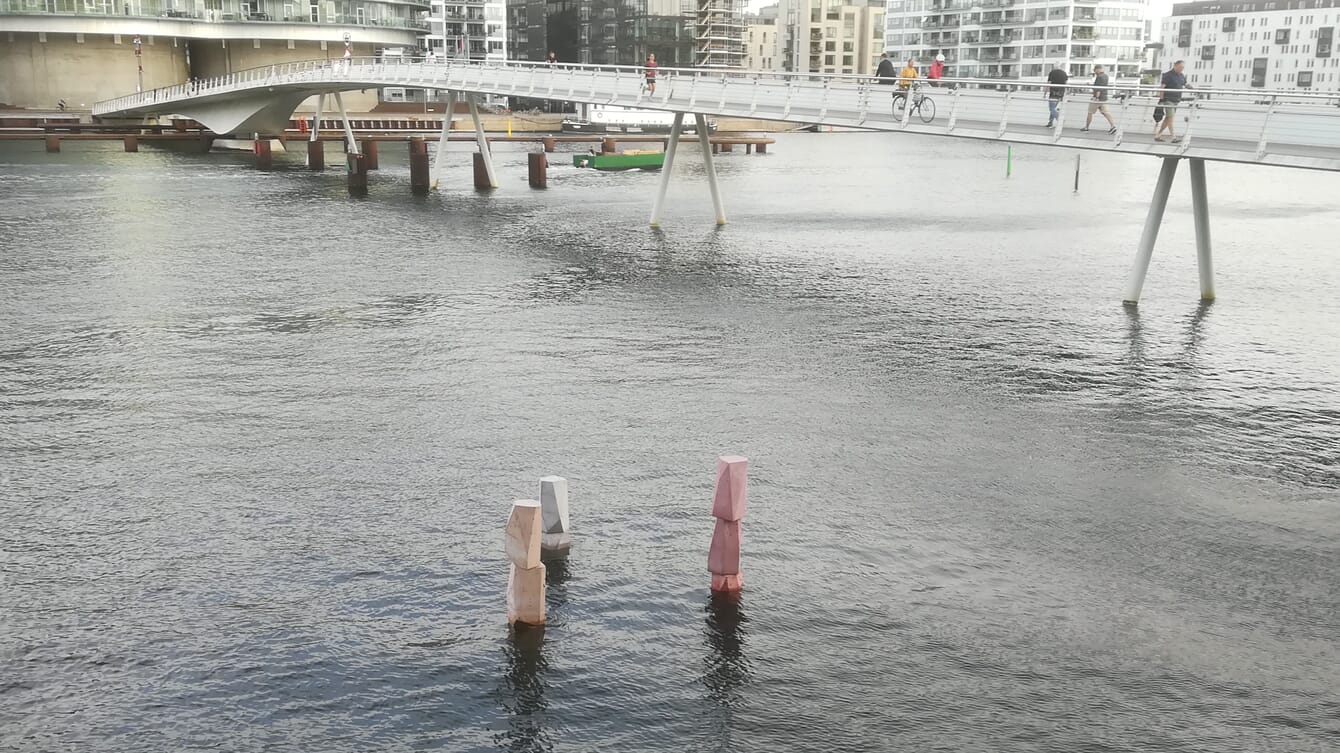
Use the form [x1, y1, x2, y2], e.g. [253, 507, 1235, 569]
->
[93, 58, 1340, 303]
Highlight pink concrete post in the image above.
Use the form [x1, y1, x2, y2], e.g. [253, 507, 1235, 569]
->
[504, 500, 546, 625]
[708, 455, 747, 592]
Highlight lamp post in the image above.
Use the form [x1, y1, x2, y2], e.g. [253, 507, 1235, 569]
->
[134, 34, 143, 93]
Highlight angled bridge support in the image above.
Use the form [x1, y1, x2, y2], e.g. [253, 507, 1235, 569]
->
[1123, 157, 1215, 305]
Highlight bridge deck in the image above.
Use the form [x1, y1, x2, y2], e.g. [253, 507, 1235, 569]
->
[93, 59, 1340, 172]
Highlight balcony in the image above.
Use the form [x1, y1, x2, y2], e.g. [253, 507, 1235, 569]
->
[0, 0, 430, 32]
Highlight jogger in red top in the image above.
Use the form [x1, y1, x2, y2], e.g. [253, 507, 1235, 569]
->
[644, 53, 658, 95]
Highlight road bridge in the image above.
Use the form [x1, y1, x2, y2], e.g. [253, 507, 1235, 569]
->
[92, 59, 1340, 303]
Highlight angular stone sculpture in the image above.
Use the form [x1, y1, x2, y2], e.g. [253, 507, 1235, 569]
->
[504, 499, 546, 626]
[507, 562, 547, 626]
[708, 455, 747, 592]
[504, 500, 543, 570]
[711, 456, 748, 521]
[707, 518, 741, 575]
[539, 476, 571, 557]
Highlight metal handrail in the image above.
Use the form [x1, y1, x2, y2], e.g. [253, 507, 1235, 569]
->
[89, 57, 1340, 169]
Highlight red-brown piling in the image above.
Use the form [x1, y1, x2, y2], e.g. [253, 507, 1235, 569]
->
[528, 152, 548, 189]
[307, 140, 324, 171]
[122, 134, 138, 152]
[473, 152, 492, 190]
[360, 139, 379, 170]
[408, 137, 430, 194]
[541, 137, 556, 153]
[347, 152, 368, 195]
[45, 135, 60, 153]
[254, 139, 272, 170]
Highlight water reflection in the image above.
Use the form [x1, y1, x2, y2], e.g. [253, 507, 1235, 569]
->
[702, 590, 752, 742]
[494, 558, 569, 753]
[496, 625, 551, 753]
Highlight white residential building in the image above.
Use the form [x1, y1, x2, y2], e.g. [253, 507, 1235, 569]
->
[745, 5, 781, 70]
[424, 0, 506, 62]
[1157, 0, 1340, 90]
[774, 0, 885, 75]
[883, 0, 1147, 83]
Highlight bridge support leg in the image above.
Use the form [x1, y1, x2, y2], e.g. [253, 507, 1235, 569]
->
[332, 92, 359, 156]
[1189, 158, 1214, 301]
[409, 137, 430, 194]
[648, 112, 685, 228]
[695, 113, 726, 226]
[467, 94, 498, 189]
[1122, 157, 1179, 305]
[432, 91, 457, 190]
[309, 94, 324, 144]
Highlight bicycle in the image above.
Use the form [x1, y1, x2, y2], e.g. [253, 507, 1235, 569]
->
[892, 84, 936, 124]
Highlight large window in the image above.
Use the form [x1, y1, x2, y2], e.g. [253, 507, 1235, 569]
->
[1319, 27, 1333, 57]
[1251, 56, 1268, 86]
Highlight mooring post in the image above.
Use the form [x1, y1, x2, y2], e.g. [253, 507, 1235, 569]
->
[601, 137, 616, 154]
[408, 136, 430, 194]
[756, 141, 767, 154]
[307, 139, 324, 171]
[708, 456, 748, 593]
[528, 151, 548, 189]
[542, 136, 556, 153]
[472, 152, 493, 190]
[122, 134, 138, 152]
[720, 142, 733, 153]
[45, 135, 60, 153]
[254, 138, 272, 170]
[360, 139, 379, 170]
[346, 152, 368, 195]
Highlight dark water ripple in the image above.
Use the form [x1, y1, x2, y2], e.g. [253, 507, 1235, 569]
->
[1, 135, 1337, 752]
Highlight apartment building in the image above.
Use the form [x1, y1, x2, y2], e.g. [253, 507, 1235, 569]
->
[505, 0, 694, 66]
[771, 0, 884, 74]
[745, 5, 780, 70]
[424, 0, 506, 62]
[883, 0, 1147, 83]
[1158, 0, 1340, 89]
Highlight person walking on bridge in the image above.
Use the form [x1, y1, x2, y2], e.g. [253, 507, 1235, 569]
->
[1155, 60, 1188, 143]
[875, 53, 896, 85]
[644, 53, 659, 95]
[1081, 63, 1117, 134]
[1045, 63, 1068, 128]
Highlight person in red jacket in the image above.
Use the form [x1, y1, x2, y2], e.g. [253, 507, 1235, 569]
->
[928, 53, 945, 85]
[644, 53, 659, 94]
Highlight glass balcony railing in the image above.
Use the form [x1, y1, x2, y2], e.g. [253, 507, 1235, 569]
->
[0, 0, 429, 31]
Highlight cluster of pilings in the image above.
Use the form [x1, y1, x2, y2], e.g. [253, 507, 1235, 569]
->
[504, 456, 746, 629]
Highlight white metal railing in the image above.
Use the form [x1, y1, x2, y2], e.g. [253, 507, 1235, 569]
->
[92, 57, 1340, 168]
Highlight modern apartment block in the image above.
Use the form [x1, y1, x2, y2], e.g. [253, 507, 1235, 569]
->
[505, 0, 695, 66]
[1157, 0, 1340, 89]
[883, 0, 1147, 83]
[744, 4, 779, 70]
[0, 0, 428, 108]
[424, 0, 506, 61]
[771, 0, 884, 74]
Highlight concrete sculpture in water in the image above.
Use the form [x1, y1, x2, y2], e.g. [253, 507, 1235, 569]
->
[539, 475, 571, 558]
[709, 455, 748, 592]
[505, 499, 546, 625]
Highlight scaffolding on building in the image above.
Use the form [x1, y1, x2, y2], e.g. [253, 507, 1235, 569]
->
[695, 0, 745, 67]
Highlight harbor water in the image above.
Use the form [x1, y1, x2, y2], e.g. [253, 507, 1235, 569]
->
[1, 133, 1338, 752]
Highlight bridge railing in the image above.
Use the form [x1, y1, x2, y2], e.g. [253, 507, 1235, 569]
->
[92, 58, 1340, 159]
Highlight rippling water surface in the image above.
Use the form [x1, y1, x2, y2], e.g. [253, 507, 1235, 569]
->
[2, 134, 1338, 752]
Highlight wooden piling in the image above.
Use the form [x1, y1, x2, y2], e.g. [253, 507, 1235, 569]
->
[360, 139, 379, 170]
[601, 137, 616, 154]
[254, 139, 272, 170]
[347, 152, 368, 195]
[44, 135, 60, 153]
[720, 142, 733, 153]
[122, 134, 138, 152]
[473, 152, 492, 190]
[542, 137, 556, 153]
[756, 142, 767, 154]
[528, 151, 548, 189]
[307, 140, 324, 171]
[408, 137, 430, 194]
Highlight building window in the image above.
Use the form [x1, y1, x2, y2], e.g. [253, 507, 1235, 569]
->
[1275, 28, 1291, 44]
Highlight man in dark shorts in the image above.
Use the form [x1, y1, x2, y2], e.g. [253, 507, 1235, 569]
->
[644, 53, 658, 95]
[1156, 60, 1188, 142]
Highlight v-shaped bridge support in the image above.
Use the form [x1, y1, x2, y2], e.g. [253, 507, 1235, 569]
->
[1123, 157, 1215, 305]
